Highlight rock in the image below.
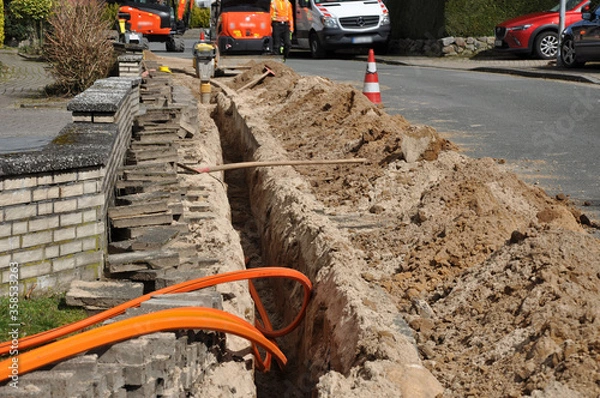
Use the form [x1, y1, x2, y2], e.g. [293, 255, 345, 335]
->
[441, 36, 456, 46]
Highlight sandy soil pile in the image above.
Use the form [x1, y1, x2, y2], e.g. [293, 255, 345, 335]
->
[223, 61, 600, 397]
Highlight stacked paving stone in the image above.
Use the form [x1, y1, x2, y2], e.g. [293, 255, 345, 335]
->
[118, 54, 145, 78]
[139, 60, 173, 108]
[105, 97, 196, 288]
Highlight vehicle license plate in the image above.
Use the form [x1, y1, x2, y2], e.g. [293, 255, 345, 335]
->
[352, 36, 373, 44]
[495, 40, 503, 47]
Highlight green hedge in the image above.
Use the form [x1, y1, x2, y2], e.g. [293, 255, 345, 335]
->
[446, 0, 559, 37]
[190, 6, 210, 29]
[1, 0, 4, 47]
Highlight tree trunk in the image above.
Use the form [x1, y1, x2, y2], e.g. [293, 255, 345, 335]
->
[388, 0, 446, 40]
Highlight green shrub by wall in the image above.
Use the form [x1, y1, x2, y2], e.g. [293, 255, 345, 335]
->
[446, 0, 560, 37]
[1, 0, 5, 47]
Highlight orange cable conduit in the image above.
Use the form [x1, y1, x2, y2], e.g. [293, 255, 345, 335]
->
[0, 267, 312, 382]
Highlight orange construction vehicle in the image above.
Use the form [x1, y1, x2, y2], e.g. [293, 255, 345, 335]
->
[213, 0, 273, 54]
[114, 0, 194, 52]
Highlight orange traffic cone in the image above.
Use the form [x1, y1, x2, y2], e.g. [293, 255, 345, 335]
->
[363, 49, 381, 104]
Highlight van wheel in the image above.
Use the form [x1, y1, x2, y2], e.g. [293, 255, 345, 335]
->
[310, 33, 326, 59]
[534, 31, 558, 60]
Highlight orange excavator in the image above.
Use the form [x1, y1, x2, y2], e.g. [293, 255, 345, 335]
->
[213, 0, 273, 54]
[114, 0, 194, 52]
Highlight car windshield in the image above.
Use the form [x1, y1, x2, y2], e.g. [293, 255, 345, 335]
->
[549, 0, 586, 12]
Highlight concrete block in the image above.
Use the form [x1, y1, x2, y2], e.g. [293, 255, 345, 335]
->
[139, 333, 178, 358]
[60, 212, 83, 227]
[21, 230, 52, 248]
[19, 371, 76, 396]
[125, 378, 157, 398]
[66, 279, 144, 309]
[12, 247, 44, 264]
[107, 251, 179, 271]
[37, 175, 53, 185]
[52, 354, 98, 373]
[83, 209, 99, 223]
[52, 256, 75, 273]
[82, 180, 98, 194]
[60, 240, 82, 256]
[3, 176, 37, 190]
[32, 186, 60, 202]
[28, 216, 60, 232]
[60, 183, 85, 198]
[0, 384, 43, 397]
[53, 199, 78, 213]
[53, 226, 76, 242]
[98, 363, 125, 393]
[12, 221, 28, 235]
[75, 251, 102, 267]
[0, 254, 10, 269]
[54, 172, 78, 184]
[19, 261, 51, 279]
[77, 194, 104, 210]
[44, 244, 60, 259]
[4, 204, 37, 222]
[123, 364, 149, 387]
[37, 202, 53, 216]
[77, 263, 102, 281]
[78, 168, 104, 181]
[148, 354, 171, 378]
[81, 236, 99, 251]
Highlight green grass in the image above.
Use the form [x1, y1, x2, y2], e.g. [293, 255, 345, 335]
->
[0, 293, 88, 339]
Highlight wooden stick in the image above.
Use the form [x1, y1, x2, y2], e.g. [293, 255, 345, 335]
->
[177, 158, 367, 174]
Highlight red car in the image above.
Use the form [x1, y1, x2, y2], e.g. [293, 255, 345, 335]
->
[494, 0, 591, 59]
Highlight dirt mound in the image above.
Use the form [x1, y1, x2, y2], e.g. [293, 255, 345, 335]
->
[226, 61, 600, 397]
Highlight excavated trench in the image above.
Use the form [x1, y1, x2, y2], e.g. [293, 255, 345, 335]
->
[193, 59, 600, 397]
[220, 137, 308, 397]
[209, 84, 441, 397]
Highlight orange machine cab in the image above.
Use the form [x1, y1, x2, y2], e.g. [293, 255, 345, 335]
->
[116, 0, 191, 52]
[118, 4, 172, 36]
[216, 0, 272, 54]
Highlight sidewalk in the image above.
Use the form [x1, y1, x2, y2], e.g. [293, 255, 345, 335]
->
[0, 48, 71, 154]
[374, 53, 600, 85]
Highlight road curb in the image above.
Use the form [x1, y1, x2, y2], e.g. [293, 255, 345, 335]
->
[369, 56, 600, 86]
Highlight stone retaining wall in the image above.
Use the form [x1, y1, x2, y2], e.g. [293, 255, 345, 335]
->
[0, 77, 140, 295]
[390, 36, 495, 57]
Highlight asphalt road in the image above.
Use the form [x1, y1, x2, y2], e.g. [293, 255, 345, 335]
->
[285, 56, 600, 222]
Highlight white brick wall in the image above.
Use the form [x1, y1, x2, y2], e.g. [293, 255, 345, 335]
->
[0, 77, 140, 294]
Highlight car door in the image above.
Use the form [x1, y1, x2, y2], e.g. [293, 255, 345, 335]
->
[575, 7, 600, 59]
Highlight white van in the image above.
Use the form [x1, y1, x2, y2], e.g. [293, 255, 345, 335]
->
[293, 0, 391, 58]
